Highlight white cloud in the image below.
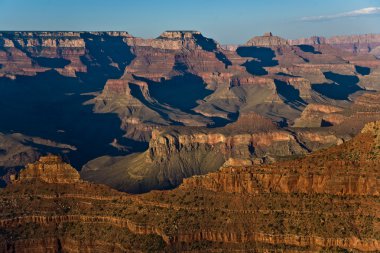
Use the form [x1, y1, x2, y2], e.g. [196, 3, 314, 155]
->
[302, 7, 380, 21]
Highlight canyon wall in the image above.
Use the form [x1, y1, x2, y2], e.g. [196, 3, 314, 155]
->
[2, 121, 380, 252]
[2, 30, 380, 195]
[81, 113, 345, 192]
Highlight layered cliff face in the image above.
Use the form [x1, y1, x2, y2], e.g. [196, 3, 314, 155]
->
[293, 104, 345, 127]
[245, 32, 289, 47]
[291, 34, 380, 56]
[182, 121, 380, 195]
[0, 32, 87, 77]
[169, 121, 379, 251]
[92, 30, 380, 145]
[18, 155, 80, 184]
[0, 31, 134, 77]
[81, 113, 345, 193]
[92, 30, 234, 141]
[1, 122, 380, 252]
[0, 156, 170, 252]
[1, 31, 380, 194]
[0, 31, 136, 172]
[0, 133, 76, 187]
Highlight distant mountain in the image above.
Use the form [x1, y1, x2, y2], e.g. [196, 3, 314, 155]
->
[290, 34, 380, 56]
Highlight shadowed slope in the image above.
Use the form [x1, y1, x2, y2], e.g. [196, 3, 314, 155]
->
[237, 46, 279, 76]
[1, 121, 380, 252]
[0, 33, 136, 168]
[146, 74, 213, 112]
[312, 72, 364, 100]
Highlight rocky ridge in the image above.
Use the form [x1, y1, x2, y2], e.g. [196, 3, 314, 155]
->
[2, 31, 380, 193]
[1, 121, 380, 251]
[81, 113, 346, 192]
[290, 34, 380, 56]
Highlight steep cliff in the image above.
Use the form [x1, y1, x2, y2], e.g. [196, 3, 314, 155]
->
[291, 34, 380, 56]
[0, 133, 76, 187]
[1, 31, 380, 192]
[81, 113, 345, 193]
[245, 32, 289, 47]
[92, 30, 380, 144]
[18, 155, 80, 184]
[0, 156, 170, 252]
[0, 31, 136, 172]
[1, 122, 379, 252]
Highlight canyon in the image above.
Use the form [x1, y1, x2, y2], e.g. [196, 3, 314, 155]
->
[0, 29, 380, 252]
[1, 30, 380, 192]
[1, 120, 379, 252]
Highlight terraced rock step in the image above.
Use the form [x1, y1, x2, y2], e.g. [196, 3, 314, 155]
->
[1, 121, 379, 252]
[2, 31, 380, 192]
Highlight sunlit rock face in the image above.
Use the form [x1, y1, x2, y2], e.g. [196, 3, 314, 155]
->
[18, 155, 80, 184]
[1, 122, 379, 252]
[80, 113, 344, 193]
[0, 32, 87, 77]
[245, 32, 289, 47]
[290, 34, 380, 55]
[2, 31, 380, 194]
[0, 28, 380, 252]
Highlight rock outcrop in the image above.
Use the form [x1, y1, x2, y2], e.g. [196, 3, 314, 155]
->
[18, 155, 80, 184]
[1, 122, 380, 252]
[0, 31, 88, 77]
[290, 34, 380, 56]
[182, 120, 380, 194]
[293, 104, 345, 127]
[81, 113, 345, 193]
[245, 32, 289, 47]
[2, 31, 380, 195]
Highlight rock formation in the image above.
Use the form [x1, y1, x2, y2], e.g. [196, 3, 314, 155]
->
[1, 31, 380, 193]
[0, 133, 76, 186]
[18, 155, 80, 184]
[81, 113, 345, 192]
[1, 121, 379, 252]
[245, 32, 289, 47]
[291, 34, 380, 56]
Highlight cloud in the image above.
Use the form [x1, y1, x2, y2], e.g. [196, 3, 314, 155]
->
[302, 7, 380, 21]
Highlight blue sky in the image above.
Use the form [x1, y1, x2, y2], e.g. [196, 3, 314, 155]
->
[1, 0, 380, 44]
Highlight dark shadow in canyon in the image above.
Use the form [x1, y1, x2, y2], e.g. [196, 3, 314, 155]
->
[141, 73, 213, 113]
[129, 82, 184, 126]
[274, 80, 307, 108]
[276, 72, 298, 77]
[193, 34, 217, 52]
[132, 73, 234, 128]
[77, 33, 135, 86]
[0, 167, 19, 187]
[297, 45, 321, 54]
[355, 65, 371, 76]
[2, 34, 71, 69]
[312, 72, 363, 100]
[0, 71, 127, 169]
[193, 34, 232, 68]
[207, 113, 239, 128]
[321, 119, 334, 127]
[34, 57, 71, 68]
[215, 52, 232, 68]
[236, 46, 278, 76]
[0, 33, 139, 169]
[173, 55, 189, 72]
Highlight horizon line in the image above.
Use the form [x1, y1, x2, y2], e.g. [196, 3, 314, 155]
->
[1, 30, 379, 45]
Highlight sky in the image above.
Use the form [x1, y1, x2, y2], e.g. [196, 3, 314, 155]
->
[1, 0, 380, 44]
